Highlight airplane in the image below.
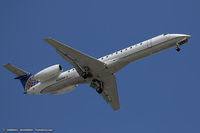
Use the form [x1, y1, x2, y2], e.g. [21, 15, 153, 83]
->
[3, 33, 191, 111]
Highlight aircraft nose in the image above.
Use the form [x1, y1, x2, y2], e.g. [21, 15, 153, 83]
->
[174, 34, 191, 46]
[185, 34, 191, 39]
[175, 34, 191, 39]
[170, 34, 191, 41]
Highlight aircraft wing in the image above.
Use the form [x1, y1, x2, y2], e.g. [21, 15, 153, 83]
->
[44, 38, 106, 75]
[45, 38, 120, 110]
[100, 74, 120, 111]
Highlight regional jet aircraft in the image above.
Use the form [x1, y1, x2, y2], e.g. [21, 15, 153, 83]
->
[3, 34, 191, 111]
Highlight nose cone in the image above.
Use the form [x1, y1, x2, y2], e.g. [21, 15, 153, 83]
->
[171, 34, 191, 39]
[171, 34, 191, 45]
[179, 34, 191, 39]
[184, 34, 191, 39]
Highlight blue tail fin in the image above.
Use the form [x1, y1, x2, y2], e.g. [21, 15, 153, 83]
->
[15, 74, 32, 90]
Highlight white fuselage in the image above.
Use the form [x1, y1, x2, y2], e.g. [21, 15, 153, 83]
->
[27, 34, 190, 94]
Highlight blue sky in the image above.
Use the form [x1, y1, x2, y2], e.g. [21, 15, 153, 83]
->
[0, 0, 200, 132]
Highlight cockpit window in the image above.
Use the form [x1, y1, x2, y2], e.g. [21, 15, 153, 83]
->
[163, 34, 168, 35]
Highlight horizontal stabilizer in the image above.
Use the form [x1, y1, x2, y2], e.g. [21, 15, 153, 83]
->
[3, 64, 29, 77]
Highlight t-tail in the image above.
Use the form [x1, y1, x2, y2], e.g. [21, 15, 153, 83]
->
[3, 64, 39, 94]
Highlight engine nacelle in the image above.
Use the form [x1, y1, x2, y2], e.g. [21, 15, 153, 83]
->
[34, 64, 62, 82]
